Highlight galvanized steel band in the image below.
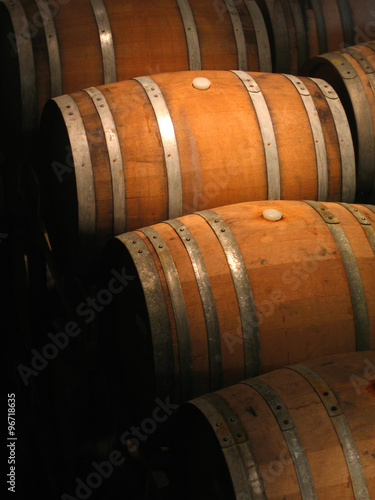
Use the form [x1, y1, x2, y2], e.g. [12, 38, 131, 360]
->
[166, 218, 222, 391]
[304, 200, 370, 351]
[365, 205, 375, 214]
[243, 0, 272, 72]
[339, 203, 375, 254]
[231, 70, 281, 200]
[284, 74, 328, 201]
[139, 226, 193, 401]
[3, 0, 37, 133]
[223, 0, 248, 70]
[321, 52, 375, 192]
[89, 0, 117, 84]
[343, 47, 375, 94]
[83, 86, 126, 235]
[175, 0, 201, 70]
[196, 210, 261, 378]
[308, 77, 355, 202]
[53, 94, 96, 260]
[191, 394, 266, 499]
[134, 76, 183, 219]
[243, 378, 317, 499]
[118, 232, 174, 398]
[34, 0, 62, 97]
[287, 364, 369, 499]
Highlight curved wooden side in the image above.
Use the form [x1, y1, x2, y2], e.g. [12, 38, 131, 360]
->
[303, 43, 375, 198]
[99, 201, 375, 413]
[39, 71, 355, 271]
[0, 0, 271, 153]
[174, 351, 375, 499]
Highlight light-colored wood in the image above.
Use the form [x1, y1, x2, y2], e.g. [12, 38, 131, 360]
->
[304, 43, 375, 199]
[39, 71, 354, 272]
[175, 351, 375, 499]
[0, 0, 269, 151]
[101, 201, 375, 412]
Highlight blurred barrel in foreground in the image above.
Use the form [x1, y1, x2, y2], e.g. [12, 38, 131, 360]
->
[100, 201, 375, 418]
[0, 0, 271, 149]
[304, 42, 375, 200]
[39, 71, 355, 272]
[172, 351, 375, 499]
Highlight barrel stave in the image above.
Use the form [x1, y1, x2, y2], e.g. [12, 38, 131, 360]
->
[174, 351, 375, 498]
[100, 201, 375, 414]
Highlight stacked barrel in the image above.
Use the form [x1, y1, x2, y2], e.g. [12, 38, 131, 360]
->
[1, 0, 374, 498]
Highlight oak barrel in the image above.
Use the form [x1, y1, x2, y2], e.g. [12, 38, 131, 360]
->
[0, 0, 271, 150]
[303, 42, 375, 200]
[256, 0, 308, 73]
[38, 70, 356, 272]
[301, 0, 375, 58]
[100, 200, 375, 419]
[255, 0, 375, 74]
[172, 351, 375, 499]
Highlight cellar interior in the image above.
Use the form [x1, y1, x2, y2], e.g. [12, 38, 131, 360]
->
[2, 1, 375, 499]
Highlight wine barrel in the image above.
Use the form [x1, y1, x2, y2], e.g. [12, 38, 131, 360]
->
[256, 0, 308, 73]
[0, 0, 271, 151]
[303, 42, 375, 200]
[255, 0, 375, 74]
[100, 200, 375, 420]
[172, 351, 375, 499]
[301, 0, 375, 57]
[39, 70, 356, 273]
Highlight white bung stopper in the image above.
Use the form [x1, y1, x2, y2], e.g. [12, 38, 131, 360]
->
[263, 209, 283, 222]
[192, 77, 211, 90]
